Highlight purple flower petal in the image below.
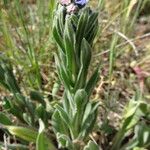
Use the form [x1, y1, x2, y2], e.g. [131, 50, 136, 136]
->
[75, 0, 88, 6]
[59, 0, 71, 5]
[66, 3, 78, 13]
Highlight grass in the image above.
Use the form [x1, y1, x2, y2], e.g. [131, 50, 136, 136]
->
[0, 0, 56, 91]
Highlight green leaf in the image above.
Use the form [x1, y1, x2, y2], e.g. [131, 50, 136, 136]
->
[80, 102, 99, 138]
[74, 89, 88, 112]
[70, 14, 78, 28]
[138, 102, 149, 116]
[75, 39, 92, 89]
[6, 126, 38, 142]
[62, 92, 70, 114]
[57, 133, 73, 149]
[0, 65, 9, 90]
[73, 89, 88, 135]
[53, 7, 65, 54]
[85, 12, 99, 44]
[84, 141, 100, 150]
[122, 101, 149, 131]
[90, 101, 100, 114]
[76, 9, 89, 56]
[23, 113, 32, 125]
[80, 38, 91, 68]
[2, 97, 11, 110]
[120, 123, 150, 150]
[0, 142, 28, 150]
[82, 103, 92, 125]
[86, 23, 98, 44]
[2, 98, 25, 122]
[123, 100, 139, 119]
[111, 101, 150, 150]
[55, 104, 71, 128]
[5, 73, 20, 94]
[36, 104, 47, 121]
[64, 17, 76, 74]
[59, 66, 72, 90]
[30, 91, 46, 107]
[85, 67, 99, 96]
[0, 60, 20, 94]
[36, 104, 49, 126]
[85, 12, 98, 38]
[36, 120, 56, 150]
[36, 124, 47, 150]
[0, 112, 12, 125]
[134, 123, 150, 147]
[53, 26, 65, 53]
[57, 6, 65, 36]
[54, 55, 73, 91]
[52, 110, 69, 135]
[133, 147, 147, 150]
[15, 93, 26, 107]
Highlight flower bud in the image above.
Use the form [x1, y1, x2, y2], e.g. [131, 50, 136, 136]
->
[59, 0, 71, 6]
[66, 3, 78, 14]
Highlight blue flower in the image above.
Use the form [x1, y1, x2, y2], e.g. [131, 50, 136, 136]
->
[75, 0, 88, 6]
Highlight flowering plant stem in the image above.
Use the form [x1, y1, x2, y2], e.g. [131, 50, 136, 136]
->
[52, 2, 99, 149]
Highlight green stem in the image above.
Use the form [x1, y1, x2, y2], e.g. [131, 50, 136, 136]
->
[111, 129, 125, 150]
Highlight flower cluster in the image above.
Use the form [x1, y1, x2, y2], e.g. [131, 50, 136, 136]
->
[59, 0, 88, 13]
